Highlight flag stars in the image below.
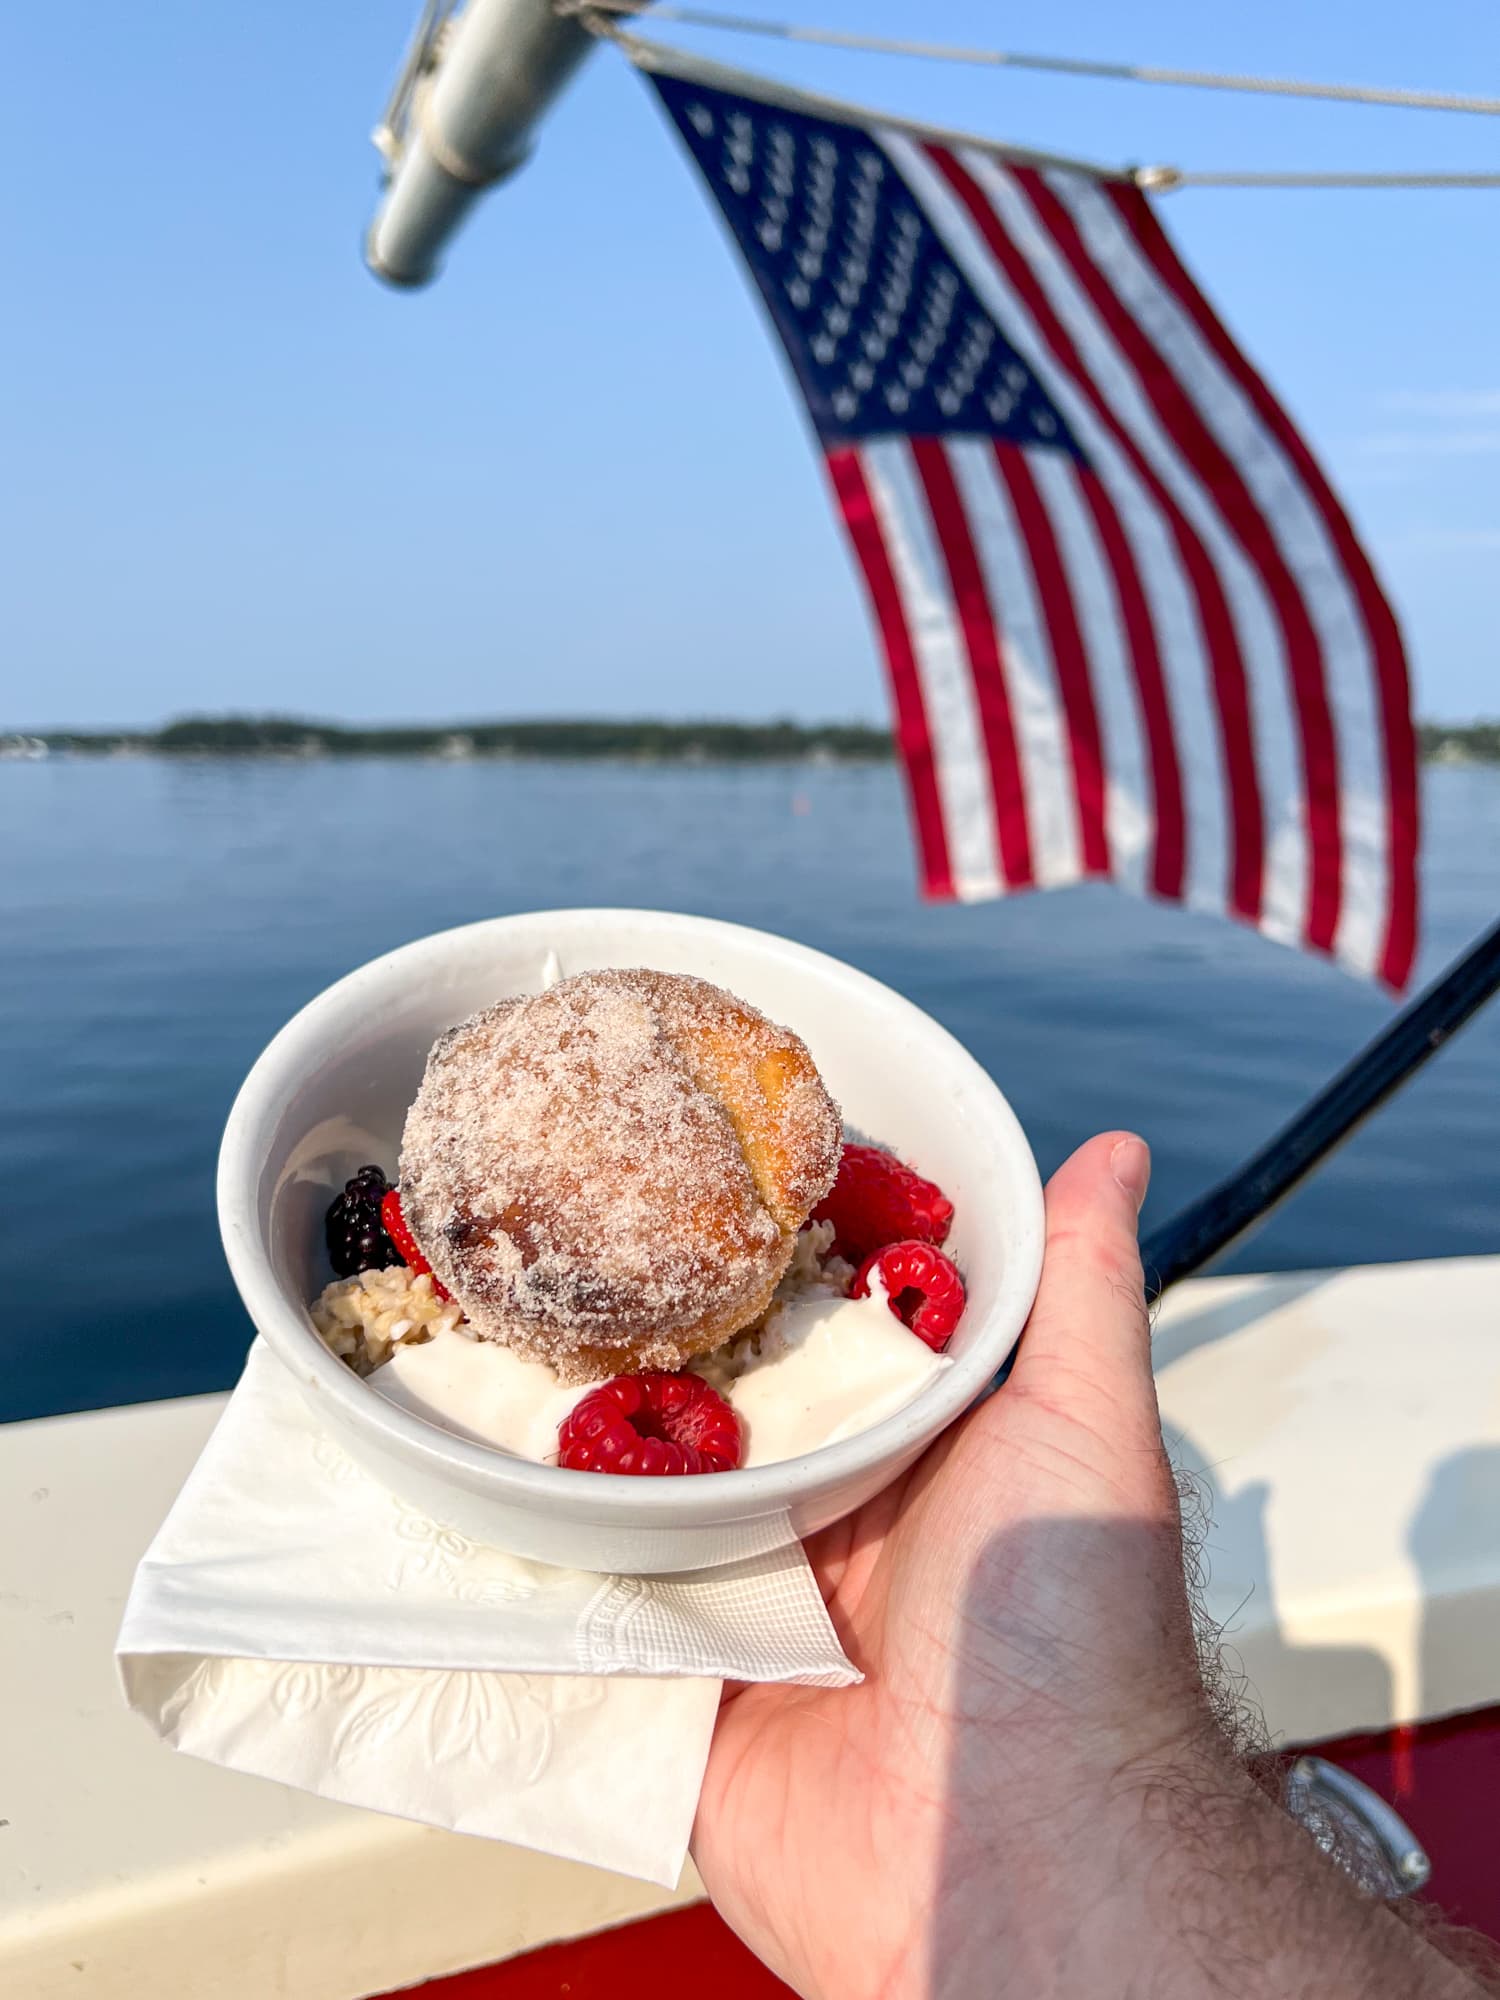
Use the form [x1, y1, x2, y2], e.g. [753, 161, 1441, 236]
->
[957, 317, 995, 367]
[661, 77, 1080, 452]
[880, 269, 915, 316]
[723, 111, 756, 192]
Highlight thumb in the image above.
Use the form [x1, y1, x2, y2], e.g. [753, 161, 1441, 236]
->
[1007, 1131, 1156, 1433]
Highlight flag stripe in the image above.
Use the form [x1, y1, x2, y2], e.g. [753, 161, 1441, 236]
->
[910, 439, 1036, 886]
[963, 153, 1312, 952]
[1070, 463, 1188, 899]
[1011, 165, 1345, 958]
[924, 140, 1269, 928]
[991, 444, 1111, 874]
[887, 130, 1231, 920]
[1100, 184, 1419, 989]
[1022, 452, 1153, 897]
[968, 148, 1312, 944]
[961, 148, 1310, 951]
[1042, 172, 1386, 978]
[861, 439, 1008, 897]
[946, 441, 1082, 883]
[824, 445, 955, 896]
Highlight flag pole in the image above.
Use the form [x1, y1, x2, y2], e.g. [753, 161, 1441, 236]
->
[1140, 915, 1500, 1302]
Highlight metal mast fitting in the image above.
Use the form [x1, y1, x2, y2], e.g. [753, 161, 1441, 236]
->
[366, 0, 599, 288]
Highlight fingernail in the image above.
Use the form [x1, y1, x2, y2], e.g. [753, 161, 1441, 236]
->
[1110, 1135, 1151, 1213]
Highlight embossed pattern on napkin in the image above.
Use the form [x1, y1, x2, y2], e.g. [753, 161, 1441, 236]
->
[128, 1648, 721, 1882]
[117, 1341, 856, 1885]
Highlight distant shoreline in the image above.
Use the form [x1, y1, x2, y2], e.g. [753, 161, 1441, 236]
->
[9, 716, 894, 765]
[4, 714, 1499, 765]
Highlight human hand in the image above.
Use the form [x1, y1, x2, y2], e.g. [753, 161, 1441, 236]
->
[692, 1131, 1200, 1997]
[692, 1133, 1482, 2000]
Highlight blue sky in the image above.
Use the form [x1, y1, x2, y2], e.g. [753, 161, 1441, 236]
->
[5, 1, 1496, 728]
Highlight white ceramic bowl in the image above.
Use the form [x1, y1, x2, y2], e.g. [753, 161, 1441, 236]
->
[218, 910, 1044, 1573]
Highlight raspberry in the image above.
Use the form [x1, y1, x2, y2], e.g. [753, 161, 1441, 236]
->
[852, 1240, 966, 1352]
[557, 1372, 742, 1476]
[812, 1143, 954, 1262]
[380, 1188, 452, 1302]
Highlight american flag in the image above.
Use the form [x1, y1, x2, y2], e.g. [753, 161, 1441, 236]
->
[649, 62, 1420, 989]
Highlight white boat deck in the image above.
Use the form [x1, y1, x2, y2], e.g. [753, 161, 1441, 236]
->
[3, 1253, 1496, 1998]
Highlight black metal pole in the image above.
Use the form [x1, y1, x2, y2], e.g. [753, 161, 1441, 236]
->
[1140, 915, 1500, 1303]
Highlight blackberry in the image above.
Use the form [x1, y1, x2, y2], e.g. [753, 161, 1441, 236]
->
[325, 1164, 399, 1277]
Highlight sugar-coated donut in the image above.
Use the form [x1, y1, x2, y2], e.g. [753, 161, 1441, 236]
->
[399, 969, 842, 1381]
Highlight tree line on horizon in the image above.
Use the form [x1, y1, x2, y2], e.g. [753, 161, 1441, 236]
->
[32, 715, 895, 761]
[19, 713, 1500, 764]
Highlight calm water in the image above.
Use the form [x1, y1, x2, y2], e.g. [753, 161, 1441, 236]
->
[4, 757, 1497, 1424]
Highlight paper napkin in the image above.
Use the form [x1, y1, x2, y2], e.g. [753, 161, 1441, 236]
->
[118, 1340, 857, 1885]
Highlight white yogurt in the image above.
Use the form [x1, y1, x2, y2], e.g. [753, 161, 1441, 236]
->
[374, 1329, 584, 1464]
[719, 1285, 950, 1467]
[371, 1282, 950, 1471]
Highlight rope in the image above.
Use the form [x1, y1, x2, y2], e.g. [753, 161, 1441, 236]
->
[589, 18, 1122, 176]
[582, 18, 1500, 193]
[571, 3, 1500, 118]
[1140, 167, 1500, 190]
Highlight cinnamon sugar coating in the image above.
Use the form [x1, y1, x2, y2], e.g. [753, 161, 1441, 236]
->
[399, 969, 842, 1380]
